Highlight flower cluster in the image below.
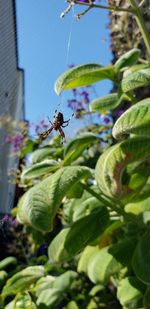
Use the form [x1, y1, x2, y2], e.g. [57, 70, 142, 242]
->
[5, 134, 25, 153]
[67, 85, 97, 118]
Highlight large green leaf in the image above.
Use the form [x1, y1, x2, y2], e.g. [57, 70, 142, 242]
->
[95, 136, 150, 198]
[64, 207, 109, 257]
[87, 238, 137, 284]
[132, 231, 150, 284]
[17, 166, 92, 232]
[49, 207, 109, 262]
[21, 160, 59, 180]
[117, 277, 145, 308]
[121, 67, 150, 92]
[64, 132, 100, 165]
[2, 266, 45, 299]
[55, 64, 117, 95]
[36, 271, 77, 308]
[113, 98, 150, 140]
[114, 48, 140, 71]
[89, 93, 126, 113]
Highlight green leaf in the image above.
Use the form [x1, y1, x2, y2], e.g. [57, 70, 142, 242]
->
[0, 271, 7, 289]
[66, 301, 79, 309]
[55, 64, 117, 95]
[36, 271, 77, 308]
[4, 301, 15, 309]
[48, 229, 70, 262]
[0, 257, 17, 270]
[89, 93, 126, 113]
[78, 246, 99, 274]
[114, 48, 141, 71]
[64, 207, 109, 258]
[121, 67, 150, 92]
[14, 293, 37, 309]
[95, 136, 150, 198]
[87, 238, 137, 284]
[37, 288, 62, 308]
[21, 160, 59, 180]
[2, 266, 45, 298]
[117, 277, 145, 308]
[64, 132, 100, 165]
[72, 197, 103, 221]
[132, 231, 150, 284]
[143, 287, 150, 309]
[49, 207, 109, 262]
[17, 166, 92, 232]
[30, 147, 58, 164]
[123, 64, 149, 78]
[125, 197, 150, 215]
[113, 98, 150, 140]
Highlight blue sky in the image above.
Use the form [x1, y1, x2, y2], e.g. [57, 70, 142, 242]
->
[16, 0, 112, 135]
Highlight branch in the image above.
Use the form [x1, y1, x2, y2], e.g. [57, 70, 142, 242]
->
[68, 0, 133, 13]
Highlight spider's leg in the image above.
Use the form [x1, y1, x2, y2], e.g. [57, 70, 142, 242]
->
[62, 123, 69, 128]
[39, 126, 53, 140]
[63, 113, 74, 126]
[58, 127, 66, 144]
[47, 116, 52, 125]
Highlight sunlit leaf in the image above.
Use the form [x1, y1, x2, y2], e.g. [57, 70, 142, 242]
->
[117, 277, 145, 308]
[121, 67, 150, 92]
[49, 207, 109, 262]
[36, 271, 77, 308]
[113, 98, 150, 140]
[55, 64, 117, 95]
[21, 159, 59, 180]
[2, 266, 45, 299]
[14, 293, 37, 309]
[114, 48, 140, 71]
[78, 246, 99, 274]
[87, 238, 137, 284]
[64, 132, 100, 165]
[17, 166, 92, 232]
[89, 93, 126, 113]
[95, 136, 150, 199]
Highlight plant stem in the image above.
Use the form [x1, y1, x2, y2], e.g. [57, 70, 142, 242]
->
[80, 182, 145, 228]
[129, 0, 150, 58]
[70, 0, 133, 13]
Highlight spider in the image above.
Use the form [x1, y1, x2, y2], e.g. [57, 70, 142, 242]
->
[38, 110, 74, 143]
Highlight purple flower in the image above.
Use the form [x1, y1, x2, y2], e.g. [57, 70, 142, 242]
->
[2, 214, 9, 223]
[116, 110, 124, 117]
[100, 115, 112, 124]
